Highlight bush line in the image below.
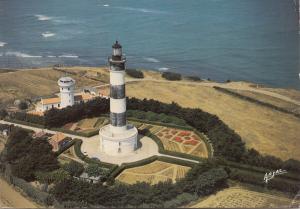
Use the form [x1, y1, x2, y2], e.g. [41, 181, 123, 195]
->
[213, 86, 300, 118]
[109, 155, 197, 179]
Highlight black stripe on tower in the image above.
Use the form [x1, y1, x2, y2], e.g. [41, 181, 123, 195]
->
[110, 84, 125, 99]
[110, 62, 125, 71]
[110, 112, 126, 127]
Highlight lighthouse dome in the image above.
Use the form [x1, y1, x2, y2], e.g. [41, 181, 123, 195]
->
[112, 41, 122, 49]
[58, 76, 75, 87]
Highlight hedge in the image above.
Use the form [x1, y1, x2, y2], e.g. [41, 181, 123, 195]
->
[128, 116, 214, 158]
[157, 156, 197, 168]
[127, 117, 193, 130]
[110, 155, 197, 180]
[218, 158, 300, 182]
[213, 86, 300, 118]
[109, 156, 158, 179]
[145, 130, 205, 162]
[4, 118, 45, 129]
[55, 139, 76, 156]
[229, 168, 300, 195]
[73, 139, 118, 170]
[162, 72, 182, 81]
[192, 129, 214, 158]
[51, 128, 99, 138]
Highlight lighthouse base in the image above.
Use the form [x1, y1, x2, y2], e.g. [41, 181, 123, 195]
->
[99, 124, 138, 156]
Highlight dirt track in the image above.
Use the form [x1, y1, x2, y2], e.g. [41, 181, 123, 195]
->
[0, 178, 40, 208]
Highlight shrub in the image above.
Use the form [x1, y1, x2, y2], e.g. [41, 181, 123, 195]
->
[0, 109, 8, 119]
[162, 72, 182, 81]
[63, 161, 84, 177]
[229, 168, 299, 194]
[126, 69, 144, 78]
[186, 76, 201, 81]
[85, 163, 110, 178]
[9, 112, 45, 126]
[10, 175, 54, 205]
[18, 101, 28, 110]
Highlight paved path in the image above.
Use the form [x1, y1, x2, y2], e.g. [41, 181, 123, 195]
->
[0, 120, 199, 165]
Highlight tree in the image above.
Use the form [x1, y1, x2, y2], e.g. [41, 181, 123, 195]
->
[4, 127, 59, 181]
[0, 109, 8, 119]
[63, 161, 84, 177]
[186, 76, 201, 81]
[162, 72, 182, 81]
[126, 69, 144, 78]
[85, 163, 109, 178]
[18, 101, 28, 110]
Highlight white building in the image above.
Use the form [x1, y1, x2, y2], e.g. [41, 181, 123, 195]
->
[35, 76, 98, 113]
[99, 41, 138, 156]
[58, 77, 75, 108]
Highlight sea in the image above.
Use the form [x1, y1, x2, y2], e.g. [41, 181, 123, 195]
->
[0, 0, 299, 89]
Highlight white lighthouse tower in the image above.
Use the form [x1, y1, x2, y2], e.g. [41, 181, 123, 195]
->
[99, 41, 138, 156]
[58, 76, 75, 108]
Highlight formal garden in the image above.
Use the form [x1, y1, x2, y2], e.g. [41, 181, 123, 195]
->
[1, 97, 300, 208]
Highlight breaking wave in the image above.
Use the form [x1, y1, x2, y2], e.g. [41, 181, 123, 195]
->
[144, 57, 160, 63]
[58, 54, 78, 58]
[4, 51, 42, 58]
[103, 4, 109, 7]
[157, 67, 169, 71]
[0, 42, 7, 47]
[113, 6, 166, 14]
[35, 14, 53, 21]
[42, 32, 56, 38]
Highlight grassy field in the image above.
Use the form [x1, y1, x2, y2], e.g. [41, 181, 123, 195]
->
[63, 117, 109, 134]
[126, 80, 300, 160]
[1, 67, 300, 161]
[116, 160, 191, 185]
[0, 67, 108, 104]
[189, 187, 298, 208]
[227, 89, 300, 114]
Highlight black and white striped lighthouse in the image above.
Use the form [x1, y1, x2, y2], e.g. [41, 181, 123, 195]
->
[109, 41, 127, 133]
[99, 41, 138, 155]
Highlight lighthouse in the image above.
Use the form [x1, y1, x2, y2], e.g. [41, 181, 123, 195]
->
[58, 76, 75, 108]
[99, 41, 138, 155]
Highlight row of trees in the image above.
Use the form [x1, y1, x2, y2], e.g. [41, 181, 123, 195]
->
[50, 161, 228, 208]
[229, 168, 300, 194]
[44, 97, 109, 127]
[10, 97, 300, 171]
[11, 111, 45, 125]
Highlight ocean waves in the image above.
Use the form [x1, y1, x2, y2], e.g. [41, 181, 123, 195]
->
[1, 51, 79, 59]
[0, 42, 7, 47]
[109, 6, 167, 14]
[4, 51, 42, 58]
[144, 57, 160, 63]
[35, 14, 53, 21]
[34, 14, 83, 25]
[42, 32, 56, 38]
